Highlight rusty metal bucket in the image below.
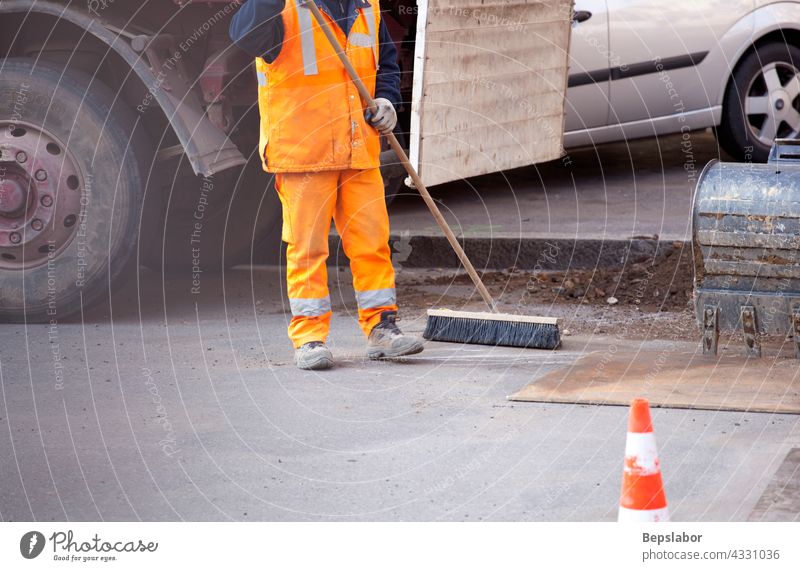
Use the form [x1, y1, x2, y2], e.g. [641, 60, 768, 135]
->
[693, 139, 800, 357]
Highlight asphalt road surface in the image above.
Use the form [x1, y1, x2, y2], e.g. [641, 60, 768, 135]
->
[1, 267, 798, 521]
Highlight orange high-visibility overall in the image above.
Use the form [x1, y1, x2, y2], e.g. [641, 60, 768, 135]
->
[255, 0, 396, 347]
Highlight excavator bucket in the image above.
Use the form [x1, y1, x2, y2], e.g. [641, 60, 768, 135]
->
[693, 139, 800, 358]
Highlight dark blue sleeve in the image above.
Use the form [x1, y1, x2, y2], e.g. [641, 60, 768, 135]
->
[229, 0, 286, 64]
[374, 20, 401, 109]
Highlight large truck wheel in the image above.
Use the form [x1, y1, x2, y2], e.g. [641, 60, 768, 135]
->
[717, 42, 800, 162]
[0, 58, 150, 322]
[382, 131, 407, 205]
[140, 157, 281, 272]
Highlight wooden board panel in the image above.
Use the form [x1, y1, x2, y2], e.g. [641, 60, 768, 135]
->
[508, 349, 800, 414]
[424, 0, 569, 34]
[421, 69, 567, 134]
[748, 448, 800, 521]
[423, 26, 570, 78]
[410, 0, 572, 187]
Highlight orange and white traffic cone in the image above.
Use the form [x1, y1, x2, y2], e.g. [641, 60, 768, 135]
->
[618, 398, 670, 522]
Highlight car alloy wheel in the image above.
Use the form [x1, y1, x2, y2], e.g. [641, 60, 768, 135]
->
[744, 61, 800, 147]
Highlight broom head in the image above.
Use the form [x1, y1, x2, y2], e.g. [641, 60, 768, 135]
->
[423, 309, 560, 349]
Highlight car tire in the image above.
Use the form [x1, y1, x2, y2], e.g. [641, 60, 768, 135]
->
[717, 42, 800, 162]
[0, 58, 151, 322]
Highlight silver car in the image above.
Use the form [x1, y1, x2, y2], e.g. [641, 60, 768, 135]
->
[565, 0, 800, 161]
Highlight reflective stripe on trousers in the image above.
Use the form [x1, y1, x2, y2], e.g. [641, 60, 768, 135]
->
[289, 296, 332, 317]
[355, 288, 396, 309]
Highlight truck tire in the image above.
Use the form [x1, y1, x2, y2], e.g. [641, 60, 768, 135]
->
[0, 58, 150, 322]
[140, 157, 281, 273]
[382, 131, 407, 205]
[145, 130, 405, 272]
[717, 42, 800, 162]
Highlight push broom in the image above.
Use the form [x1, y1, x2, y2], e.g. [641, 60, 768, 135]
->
[305, 1, 560, 350]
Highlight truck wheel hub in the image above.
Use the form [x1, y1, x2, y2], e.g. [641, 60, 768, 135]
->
[0, 175, 28, 216]
[0, 122, 84, 270]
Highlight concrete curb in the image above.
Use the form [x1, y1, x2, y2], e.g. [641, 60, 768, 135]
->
[325, 235, 685, 271]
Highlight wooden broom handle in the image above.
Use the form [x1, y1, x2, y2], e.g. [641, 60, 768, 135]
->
[304, 0, 497, 312]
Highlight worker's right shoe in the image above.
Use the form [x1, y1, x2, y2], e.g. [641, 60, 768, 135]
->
[366, 311, 425, 360]
[294, 341, 334, 370]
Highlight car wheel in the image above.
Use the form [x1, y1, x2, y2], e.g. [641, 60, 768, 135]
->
[717, 42, 800, 162]
[0, 58, 150, 322]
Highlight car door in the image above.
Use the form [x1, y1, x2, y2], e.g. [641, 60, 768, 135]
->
[607, 0, 753, 125]
[565, 0, 611, 131]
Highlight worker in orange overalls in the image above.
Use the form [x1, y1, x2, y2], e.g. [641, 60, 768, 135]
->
[230, 0, 424, 369]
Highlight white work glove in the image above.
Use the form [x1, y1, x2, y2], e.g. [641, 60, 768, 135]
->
[367, 98, 397, 134]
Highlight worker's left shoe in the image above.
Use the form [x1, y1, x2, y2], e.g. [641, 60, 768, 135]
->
[366, 311, 424, 360]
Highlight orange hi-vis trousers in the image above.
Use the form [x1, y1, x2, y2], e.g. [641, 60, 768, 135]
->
[276, 167, 397, 348]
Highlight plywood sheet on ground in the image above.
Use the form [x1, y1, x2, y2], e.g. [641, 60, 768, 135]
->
[508, 348, 800, 413]
[748, 448, 800, 521]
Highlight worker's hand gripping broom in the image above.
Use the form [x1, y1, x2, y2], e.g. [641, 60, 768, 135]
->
[305, 1, 560, 349]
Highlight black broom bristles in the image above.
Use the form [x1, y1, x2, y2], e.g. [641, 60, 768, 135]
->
[423, 309, 561, 349]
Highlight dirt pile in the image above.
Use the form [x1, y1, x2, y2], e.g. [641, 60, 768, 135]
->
[421, 241, 694, 312]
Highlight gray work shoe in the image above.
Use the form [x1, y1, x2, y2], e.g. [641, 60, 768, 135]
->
[295, 341, 334, 370]
[366, 311, 424, 360]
